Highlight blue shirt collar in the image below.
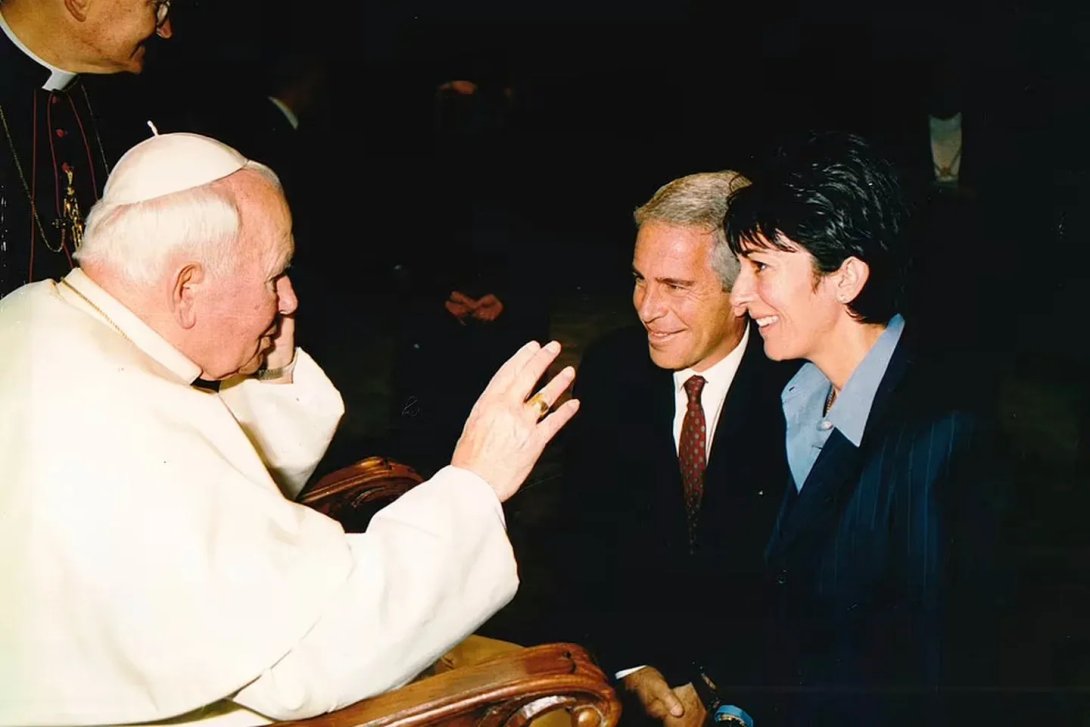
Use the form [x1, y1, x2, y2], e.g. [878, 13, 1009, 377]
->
[782, 314, 905, 447]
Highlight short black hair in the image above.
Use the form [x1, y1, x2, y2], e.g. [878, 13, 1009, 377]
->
[725, 131, 909, 324]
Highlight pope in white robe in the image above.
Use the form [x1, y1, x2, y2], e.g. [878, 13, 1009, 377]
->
[0, 132, 578, 727]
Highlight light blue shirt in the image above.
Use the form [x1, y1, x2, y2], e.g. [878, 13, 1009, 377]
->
[782, 314, 905, 490]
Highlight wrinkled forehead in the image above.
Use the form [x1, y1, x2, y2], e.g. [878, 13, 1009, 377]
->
[234, 173, 293, 264]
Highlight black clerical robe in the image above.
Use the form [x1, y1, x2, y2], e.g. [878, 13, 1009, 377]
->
[0, 29, 112, 296]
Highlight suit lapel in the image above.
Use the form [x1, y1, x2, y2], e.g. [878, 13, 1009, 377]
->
[705, 326, 762, 480]
[646, 364, 691, 542]
[648, 362, 678, 459]
[766, 430, 863, 559]
[857, 335, 912, 449]
[766, 335, 913, 560]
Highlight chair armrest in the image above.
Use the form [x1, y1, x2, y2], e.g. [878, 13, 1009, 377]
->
[297, 456, 425, 532]
[273, 642, 621, 727]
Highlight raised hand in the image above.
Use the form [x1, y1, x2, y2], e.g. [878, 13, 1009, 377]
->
[451, 340, 579, 502]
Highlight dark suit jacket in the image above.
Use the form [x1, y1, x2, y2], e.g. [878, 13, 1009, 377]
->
[763, 332, 1008, 726]
[559, 323, 796, 691]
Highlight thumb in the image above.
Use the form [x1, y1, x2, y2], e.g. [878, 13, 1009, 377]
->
[662, 688, 685, 718]
[645, 679, 684, 718]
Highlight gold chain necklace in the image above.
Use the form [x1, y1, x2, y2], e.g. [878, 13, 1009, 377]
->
[58, 277, 131, 344]
[0, 86, 111, 254]
[823, 384, 838, 417]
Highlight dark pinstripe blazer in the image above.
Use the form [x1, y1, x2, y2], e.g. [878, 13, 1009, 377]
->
[760, 331, 1008, 726]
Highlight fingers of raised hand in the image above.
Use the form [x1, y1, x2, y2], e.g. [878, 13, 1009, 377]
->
[515, 340, 562, 390]
[484, 340, 544, 392]
[486, 339, 561, 394]
[524, 365, 575, 419]
[523, 395, 579, 454]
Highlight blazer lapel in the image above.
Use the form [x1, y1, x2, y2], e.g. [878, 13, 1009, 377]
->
[646, 364, 694, 542]
[705, 326, 762, 478]
[858, 335, 912, 448]
[649, 364, 678, 463]
[766, 334, 913, 560]
[766, 430, 863, 560]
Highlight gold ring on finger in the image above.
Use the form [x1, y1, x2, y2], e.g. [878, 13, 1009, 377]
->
[527, 393, 550, 420]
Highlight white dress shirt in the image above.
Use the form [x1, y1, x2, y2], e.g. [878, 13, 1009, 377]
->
[671, 325, 751, 459]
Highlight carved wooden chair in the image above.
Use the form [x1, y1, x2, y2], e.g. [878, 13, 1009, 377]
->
[298, 456, 427, 532]
[291, 458, 622, 727]
[275, 641, 620, 727]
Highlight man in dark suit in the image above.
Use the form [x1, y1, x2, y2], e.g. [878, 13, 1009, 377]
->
[726, 131, 1008, 726]
[561, 171, 796, 726]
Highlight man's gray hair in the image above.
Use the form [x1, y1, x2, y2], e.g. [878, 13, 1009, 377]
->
[633, 170, 750, 289]
[75, 162, 281, 285]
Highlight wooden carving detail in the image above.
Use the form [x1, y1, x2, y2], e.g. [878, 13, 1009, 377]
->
[274, 642, 621, 727]
[297, 456, 425, 532]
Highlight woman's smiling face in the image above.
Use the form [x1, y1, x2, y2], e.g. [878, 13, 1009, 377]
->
[730, 237, 842, 364]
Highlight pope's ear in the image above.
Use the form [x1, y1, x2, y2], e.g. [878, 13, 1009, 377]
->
[172, 263, 204, 330]
[63, 0, 90, 22]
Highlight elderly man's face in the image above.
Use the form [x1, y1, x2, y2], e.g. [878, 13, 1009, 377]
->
[632, 222, 746, 372]
[78, 0, 169, 73]
[197, 175, 297, 379]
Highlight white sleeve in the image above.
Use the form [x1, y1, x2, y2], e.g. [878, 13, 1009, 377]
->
[230, 466, 519, 721]
[218, 348, 344, 498]
[615, 665, 648, 679]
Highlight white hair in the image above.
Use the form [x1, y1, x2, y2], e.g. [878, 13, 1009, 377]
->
[75, 162, 281, 285]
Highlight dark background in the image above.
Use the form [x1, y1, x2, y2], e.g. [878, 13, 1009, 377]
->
[134, 0, 1090, 288]
[124, 0, 1090, 364]
[112, 1, 1090, 719]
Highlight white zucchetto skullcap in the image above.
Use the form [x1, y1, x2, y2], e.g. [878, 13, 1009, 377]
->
[102, 132, 249, 205]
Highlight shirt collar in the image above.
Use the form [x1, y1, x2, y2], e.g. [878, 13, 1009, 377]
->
[0, 10, 79, 91]
[60, 269, 204, 385]
[672, 324, 750, 393]
[782, 314, 905, 446]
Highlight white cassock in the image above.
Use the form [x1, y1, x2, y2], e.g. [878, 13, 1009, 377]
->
[0, 270, 519, 726]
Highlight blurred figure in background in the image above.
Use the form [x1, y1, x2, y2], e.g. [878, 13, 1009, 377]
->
[387, 47, 550, 476]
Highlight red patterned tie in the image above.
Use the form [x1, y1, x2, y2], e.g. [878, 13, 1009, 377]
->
[679, 375, 707, 549]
